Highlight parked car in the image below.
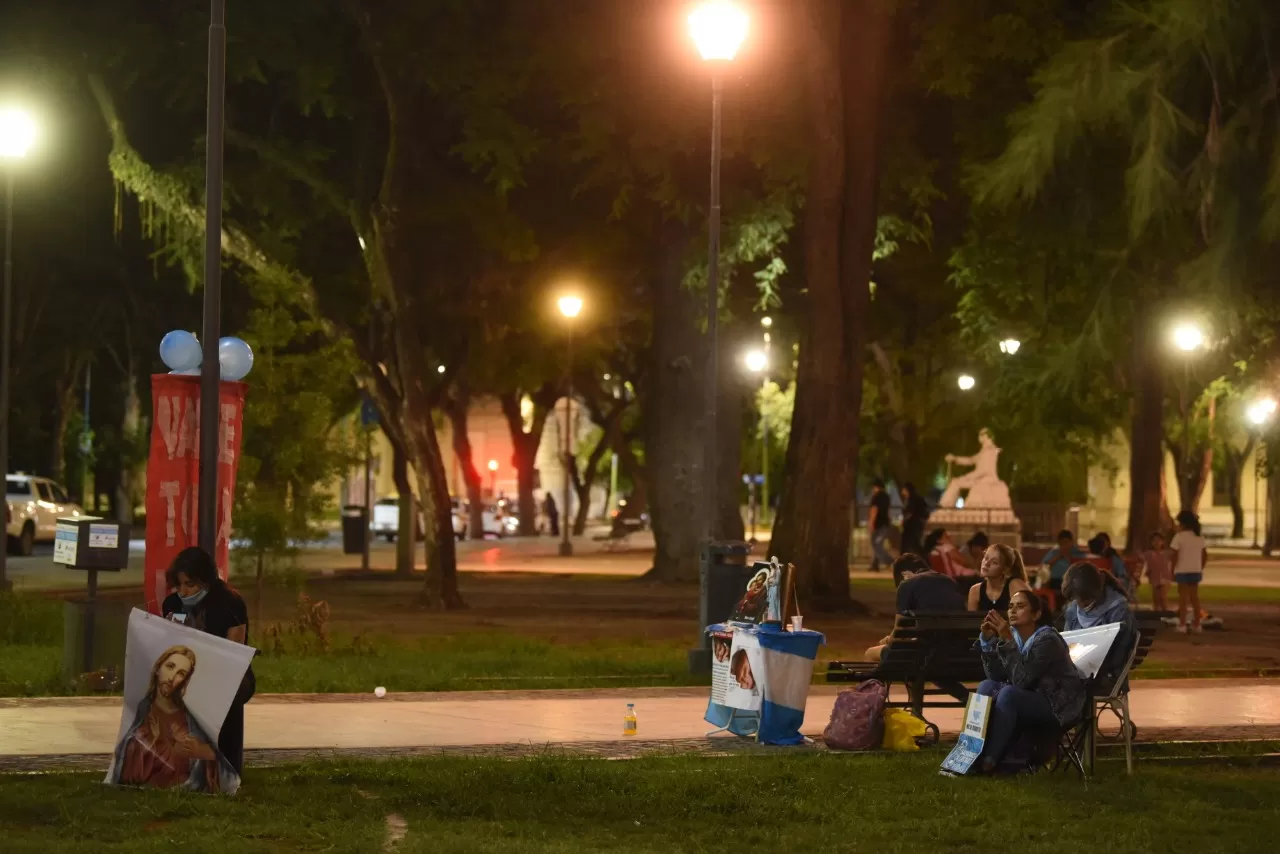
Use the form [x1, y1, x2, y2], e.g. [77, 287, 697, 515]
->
[6, 474, 84, 555]
[371, 496, 425, 542]
[452, 499, 517, 539]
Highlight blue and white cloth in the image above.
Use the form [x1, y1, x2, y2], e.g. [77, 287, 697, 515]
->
[703, 623, 825, 746]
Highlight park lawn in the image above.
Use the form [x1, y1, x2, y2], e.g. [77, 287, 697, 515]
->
[3, 752, 1279, 853]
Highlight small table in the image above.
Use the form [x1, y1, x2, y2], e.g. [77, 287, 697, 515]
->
[703, 622, 825, 746]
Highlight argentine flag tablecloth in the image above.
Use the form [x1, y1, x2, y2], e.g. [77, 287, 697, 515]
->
[703, 623, 825, 746]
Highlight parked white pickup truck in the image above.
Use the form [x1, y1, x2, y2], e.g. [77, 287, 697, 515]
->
[6, 474, 83, 555]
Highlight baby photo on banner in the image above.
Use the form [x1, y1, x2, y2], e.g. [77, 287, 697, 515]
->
[105, 609, 256, 795]
[724, 632, 764, 711]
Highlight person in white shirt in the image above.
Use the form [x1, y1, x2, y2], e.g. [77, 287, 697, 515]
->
[1170, 511, 1209, 633]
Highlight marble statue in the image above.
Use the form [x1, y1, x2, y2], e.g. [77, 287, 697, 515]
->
[940, 428, 1012, 509]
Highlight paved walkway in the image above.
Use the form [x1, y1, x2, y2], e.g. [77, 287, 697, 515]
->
[3, 680, 1278, 772]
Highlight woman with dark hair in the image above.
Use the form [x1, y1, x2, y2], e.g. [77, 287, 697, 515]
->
[975, 589, 1085, 773]
[1062, 561, 1137, 696]
[162, 547, 254, 775]
[1170, 510, 1208, 633]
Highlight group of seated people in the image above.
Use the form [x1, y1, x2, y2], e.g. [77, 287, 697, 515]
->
[869, 538, 1138, 774]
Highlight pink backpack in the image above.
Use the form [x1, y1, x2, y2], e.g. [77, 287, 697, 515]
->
[823, 680, 888, 750]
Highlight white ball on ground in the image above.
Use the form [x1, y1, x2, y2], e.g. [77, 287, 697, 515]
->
[374, 686, 386, 699]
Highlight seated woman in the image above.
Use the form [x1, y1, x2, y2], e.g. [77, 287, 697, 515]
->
[966, 543, 1030, 613]
[976, 590, 1086, 773]
[1062, 561, 1137, 698]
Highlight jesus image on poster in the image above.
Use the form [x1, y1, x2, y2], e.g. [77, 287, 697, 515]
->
[106, 644, 238, 793]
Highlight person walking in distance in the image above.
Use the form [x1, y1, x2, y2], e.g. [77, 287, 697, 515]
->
[867, 479, 896, 572]
[543, 492, 560, 538]
[899, 482, 930, 558]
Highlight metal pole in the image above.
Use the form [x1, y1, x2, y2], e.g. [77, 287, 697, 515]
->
[362, 427, 372, 571]
[559, 327, 574, 557]
[197, 0, 227, 556]
[704, 73, 723, 544]
[82, 364, 91, 509]
[1253, 436, 1261, 550]
[0, 171, 12, 590]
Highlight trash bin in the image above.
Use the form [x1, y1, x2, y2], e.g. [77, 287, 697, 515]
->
[62, 599, 131, 687]
[341, 505, 368, 555]
[688, 540, 754, 674]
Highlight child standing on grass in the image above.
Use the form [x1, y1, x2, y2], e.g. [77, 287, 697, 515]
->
[1141, 531, 1173, 613]
[1170, 511, 1209, 633]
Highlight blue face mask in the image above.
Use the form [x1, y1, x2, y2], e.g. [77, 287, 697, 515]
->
[180, 587, 209, 608]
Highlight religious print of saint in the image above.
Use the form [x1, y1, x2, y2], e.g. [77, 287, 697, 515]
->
[105, 609, 255, 794]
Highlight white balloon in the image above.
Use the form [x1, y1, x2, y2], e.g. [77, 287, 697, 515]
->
[159, 330, 202, 372]
[218, 336, 254, 381]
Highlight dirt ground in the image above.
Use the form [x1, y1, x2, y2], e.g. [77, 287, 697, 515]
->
[129, 571, 1280, 676]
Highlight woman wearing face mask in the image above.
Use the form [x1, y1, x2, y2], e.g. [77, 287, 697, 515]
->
[975, 590, 1085, 773]
[162, 547, 255, 776]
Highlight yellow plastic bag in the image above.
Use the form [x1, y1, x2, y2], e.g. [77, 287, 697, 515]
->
[881, 708, 929, 752]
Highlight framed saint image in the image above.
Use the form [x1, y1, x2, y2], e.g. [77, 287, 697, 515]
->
[105, 609, 255, 794]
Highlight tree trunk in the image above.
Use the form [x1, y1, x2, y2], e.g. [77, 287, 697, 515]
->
[52, 358, 81, 486]
[570, 413, 622, 536]
[446, 395, 486, 539]
[1264, 439, 1278, 556]
[771, 0, 893, 609]
[717, 320, 747, 542]
[1126, 306, 1165, 552]
[1222, 436, 1254, 540]
[391, 438, 416, 575]
[499, 390, 554, 537]
[643, 219, 705, 583]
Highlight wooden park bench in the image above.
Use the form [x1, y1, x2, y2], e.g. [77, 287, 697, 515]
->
[826, 610, 1168, 774]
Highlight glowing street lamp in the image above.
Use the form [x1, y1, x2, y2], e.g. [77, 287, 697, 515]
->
[689, 2, 748, 553]
[1172, 322, 1205, 352]
[744, 349, 767, 374]
[760, 316, 772, 329]
[1247, 398, 1278, 426]
[689, 1, 749, 61]
[958, 374, 976, 391]
[487, 459, 499, 498]
[558, 295, 583, 319]
[999, 338, 1021, 355]
[0, 105, 38, 591]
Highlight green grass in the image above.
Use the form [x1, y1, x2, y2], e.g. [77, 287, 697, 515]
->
[2, 752, 1279, 853]
[0, 631, 705, 697]
[1198, 584, 1280, 604]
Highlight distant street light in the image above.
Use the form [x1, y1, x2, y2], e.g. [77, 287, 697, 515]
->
[760, 316, 772, 329]
[689, 1, 747, 548]
[958, 374, 976, 391]
[744, 349, 767, 374]
[0, 106, 37, 592]
[558, 293, 584, 557]
[1172, 322, 1206, 352]
[1247, 398, 1277, 549]
[999, 338, 1021, 355]
[487, 459, 499, 498]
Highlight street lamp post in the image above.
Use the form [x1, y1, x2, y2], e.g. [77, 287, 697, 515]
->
[558, 295, 583, 557]
[0, 106, 36, 592]
[1247, 399, 1277, 550]
[198, 0, 228, 555]
[744, 348, 767, 542]
[487, 459, 498, 498]
[690, 1, 747, 543]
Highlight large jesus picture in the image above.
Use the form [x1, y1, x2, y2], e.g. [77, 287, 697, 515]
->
[105, 644, 238, 793]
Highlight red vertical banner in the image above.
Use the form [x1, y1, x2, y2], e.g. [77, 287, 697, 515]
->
[144, 375, 247, 614]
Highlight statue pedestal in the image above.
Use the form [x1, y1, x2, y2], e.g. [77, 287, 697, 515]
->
[928, 508, 1021, 551]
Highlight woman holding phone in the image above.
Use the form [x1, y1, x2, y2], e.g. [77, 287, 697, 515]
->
[974, 589, 1085, 773]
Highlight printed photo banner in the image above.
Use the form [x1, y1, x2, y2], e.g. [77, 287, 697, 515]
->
[105, 609, 256, 795]
[1061, 623, 1122, 679]
[144, 375, 246, 614]
[940, 692, 992, 776]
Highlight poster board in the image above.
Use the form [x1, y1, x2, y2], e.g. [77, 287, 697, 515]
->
[1061, 623, 1121, 679]
[723, 632, 764, 711]
[104, 609, 256, 795]
[709, 628, 735, 706]
[940, 692, 991, 776]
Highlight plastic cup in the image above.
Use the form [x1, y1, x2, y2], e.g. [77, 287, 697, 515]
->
[791, 615, 804, 632]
